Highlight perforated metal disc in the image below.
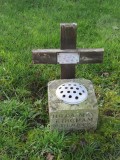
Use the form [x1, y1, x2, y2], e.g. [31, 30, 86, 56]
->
[56, 82, 88, 104]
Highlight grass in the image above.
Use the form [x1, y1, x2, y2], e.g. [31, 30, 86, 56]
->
[0, 0, 120, 159]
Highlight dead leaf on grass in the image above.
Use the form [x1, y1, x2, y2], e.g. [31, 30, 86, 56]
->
[46, 152, 54, 160]
[112, 26, 119, 30]
[101, 72, 110, 77]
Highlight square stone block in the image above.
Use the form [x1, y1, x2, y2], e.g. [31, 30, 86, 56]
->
[48, 79, 98, 131]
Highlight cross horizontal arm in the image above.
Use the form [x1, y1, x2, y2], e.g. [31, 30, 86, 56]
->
[32, 48, 104, 64]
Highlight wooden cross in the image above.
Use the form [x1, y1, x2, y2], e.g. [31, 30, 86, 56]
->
[32, 23, 104, 79]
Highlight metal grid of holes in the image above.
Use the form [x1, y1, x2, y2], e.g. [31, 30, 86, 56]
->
[56, 82, 88, 104]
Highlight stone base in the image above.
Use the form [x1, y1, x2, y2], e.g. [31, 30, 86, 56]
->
[48, 79, 98, 131]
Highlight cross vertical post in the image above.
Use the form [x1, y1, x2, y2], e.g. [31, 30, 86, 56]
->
[60, 23, 77, 79]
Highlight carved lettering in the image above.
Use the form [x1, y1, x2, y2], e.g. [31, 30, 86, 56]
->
[51, 112, 94, 129]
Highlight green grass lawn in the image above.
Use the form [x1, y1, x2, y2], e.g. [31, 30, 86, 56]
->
[0, 0, 120, 159]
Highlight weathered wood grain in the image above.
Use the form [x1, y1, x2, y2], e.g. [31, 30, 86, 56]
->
[80, 48, 104, 64]
[32, 48, 104, 64]
[60, 23, 77, 49]
[32, 49, 57, 64]
[60, 23, 77, 79]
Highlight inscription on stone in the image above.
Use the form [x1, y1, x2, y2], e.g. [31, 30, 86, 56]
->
[51, 112, 94, 129]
